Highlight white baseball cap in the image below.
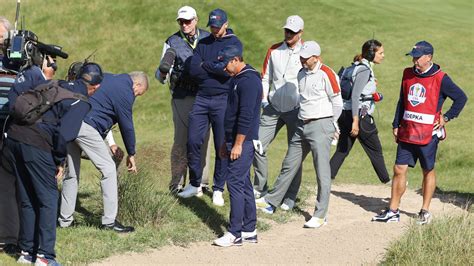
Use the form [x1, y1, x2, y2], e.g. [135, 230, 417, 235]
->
[176, 6, 197, 20]
[300, 41, 321, 58]
[282, 15, 304, 32]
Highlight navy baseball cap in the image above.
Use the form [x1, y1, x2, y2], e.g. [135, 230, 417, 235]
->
[406, 41, 434, 57]
[207, 8, 227, 28]
[218, 45, 242, 65]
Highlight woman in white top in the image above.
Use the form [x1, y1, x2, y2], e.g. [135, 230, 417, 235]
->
[330, 39, 390, 184]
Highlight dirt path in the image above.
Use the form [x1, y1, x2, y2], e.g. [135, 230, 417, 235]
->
[94, 184, 466, 265]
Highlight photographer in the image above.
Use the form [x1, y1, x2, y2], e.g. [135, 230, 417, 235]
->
[156, 6, 212, 194]
[0, 15, 19, 254]
[5, 58, 102, 265]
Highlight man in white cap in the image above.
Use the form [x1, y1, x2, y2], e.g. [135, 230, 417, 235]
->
[252, 15, 304, 210]
[257, 41, 343, 229]
[155, 6, 212, 194]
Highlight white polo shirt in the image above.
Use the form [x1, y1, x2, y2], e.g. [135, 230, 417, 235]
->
[297, 61, 343, 121]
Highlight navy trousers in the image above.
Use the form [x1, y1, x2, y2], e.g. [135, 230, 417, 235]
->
[187, 94, 228, 191]
[5, 138, 57, 259]
[226, 141, 257, 237]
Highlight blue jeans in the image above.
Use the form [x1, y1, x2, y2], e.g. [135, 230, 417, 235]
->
[187, 94, 228, 191]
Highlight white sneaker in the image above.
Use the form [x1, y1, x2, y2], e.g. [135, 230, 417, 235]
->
[280, 203, 290, 211]
[253, 189, 261, 199]
[303, 217, 327, 228]
[177, 184, 200, 198]
[212, 191, 225, 206]
[213, 232, 242, 247]
[196, 187, 204, 197]
[17, 251, 33, 264]
[241, 229, 258, 243]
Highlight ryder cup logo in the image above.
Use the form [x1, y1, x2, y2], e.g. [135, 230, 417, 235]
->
[408, 83, 427, 107]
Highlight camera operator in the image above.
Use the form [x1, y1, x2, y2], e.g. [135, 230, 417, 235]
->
[156, 6, 212, 194]
[0, 16, 11, 69]
[0, 15, 19, 255]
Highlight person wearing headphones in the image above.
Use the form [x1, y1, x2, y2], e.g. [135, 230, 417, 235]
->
[58, 68, 149, 233]
[4, 63, 102, 265]
[330, 39, 391, 184]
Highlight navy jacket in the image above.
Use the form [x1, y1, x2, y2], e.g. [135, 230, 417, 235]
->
[83, 73, 137, 155]
[8, 65, 46, 109]
[225, 65, 263, 142]
[7, 72, 91, 165]
[188, 29, 242, 96]
[392, 64, 468, 128]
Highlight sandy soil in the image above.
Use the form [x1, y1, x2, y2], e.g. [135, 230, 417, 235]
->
[94, 184, 467, 265]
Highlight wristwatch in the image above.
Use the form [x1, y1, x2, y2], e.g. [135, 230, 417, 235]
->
[443, 114, 450, 123]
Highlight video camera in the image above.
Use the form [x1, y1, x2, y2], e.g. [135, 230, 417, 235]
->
[2, 0, 68, 71]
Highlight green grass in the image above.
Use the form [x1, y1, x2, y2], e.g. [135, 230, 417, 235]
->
[0, 0, 473, 264]
[382, 212, 474, 265]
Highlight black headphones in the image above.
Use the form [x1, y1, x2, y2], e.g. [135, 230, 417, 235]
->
[365, 39, 378, 62]
[78, 62, 103, 85]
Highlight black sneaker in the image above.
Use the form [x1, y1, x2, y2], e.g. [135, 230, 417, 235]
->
[101, 220, 135, 233]
[372, 208, 400, 222]
[2, 243, 18, 255]
[416, 209, 432, 225]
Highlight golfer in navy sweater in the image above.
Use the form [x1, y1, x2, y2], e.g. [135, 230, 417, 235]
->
[59, 71, 148, 233]
[212, 45, 262, 247]
[178, 9, 242, 207]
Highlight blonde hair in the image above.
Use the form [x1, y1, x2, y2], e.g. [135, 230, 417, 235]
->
[129, 71, 149, 89]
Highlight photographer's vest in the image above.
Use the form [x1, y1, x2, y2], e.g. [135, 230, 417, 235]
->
[397, 67, 445, 145]
[167, 29, 209, 98]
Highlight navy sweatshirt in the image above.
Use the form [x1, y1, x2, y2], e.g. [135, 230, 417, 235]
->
[187, 29, 242, 96]
[224, 65, 263, 142]
[392, 64, 468, 128]
[83, 73, 137, 155]
[7, 70, 91, 165]
[8, 65, 46, 109]
[41, 80, 91, 164]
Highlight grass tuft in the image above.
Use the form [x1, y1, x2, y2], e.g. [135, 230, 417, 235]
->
[382, 212, 474, 265]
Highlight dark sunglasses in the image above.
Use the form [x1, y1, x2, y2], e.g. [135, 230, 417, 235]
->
[284, 28, 299, 35]
[178, 19, 194, 25]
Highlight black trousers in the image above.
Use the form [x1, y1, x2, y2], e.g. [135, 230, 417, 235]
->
[5, 138, 58, 259]
[0, 142, 20, 245]
[330, 110, 390, 183]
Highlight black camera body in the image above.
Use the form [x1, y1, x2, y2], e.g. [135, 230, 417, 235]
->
[2, 1, 68, 71]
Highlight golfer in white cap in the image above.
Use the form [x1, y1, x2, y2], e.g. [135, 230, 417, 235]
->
[252, 15, 305, 210]
[257, 41, 343, 229]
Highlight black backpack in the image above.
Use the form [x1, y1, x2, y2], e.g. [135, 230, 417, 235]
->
[11, 80, 89, 125]
[338, 63, 371, 100]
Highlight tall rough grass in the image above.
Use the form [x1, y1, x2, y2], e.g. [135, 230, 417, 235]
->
[117, 146, 176, 228]
[382, 212, 473, 265]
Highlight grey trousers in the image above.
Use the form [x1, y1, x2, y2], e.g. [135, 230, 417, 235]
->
[59, 122, 118, 226]
[253, 104, 302, 206]
[170, 97, 211, 190]
[265, 118, 335, 218]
